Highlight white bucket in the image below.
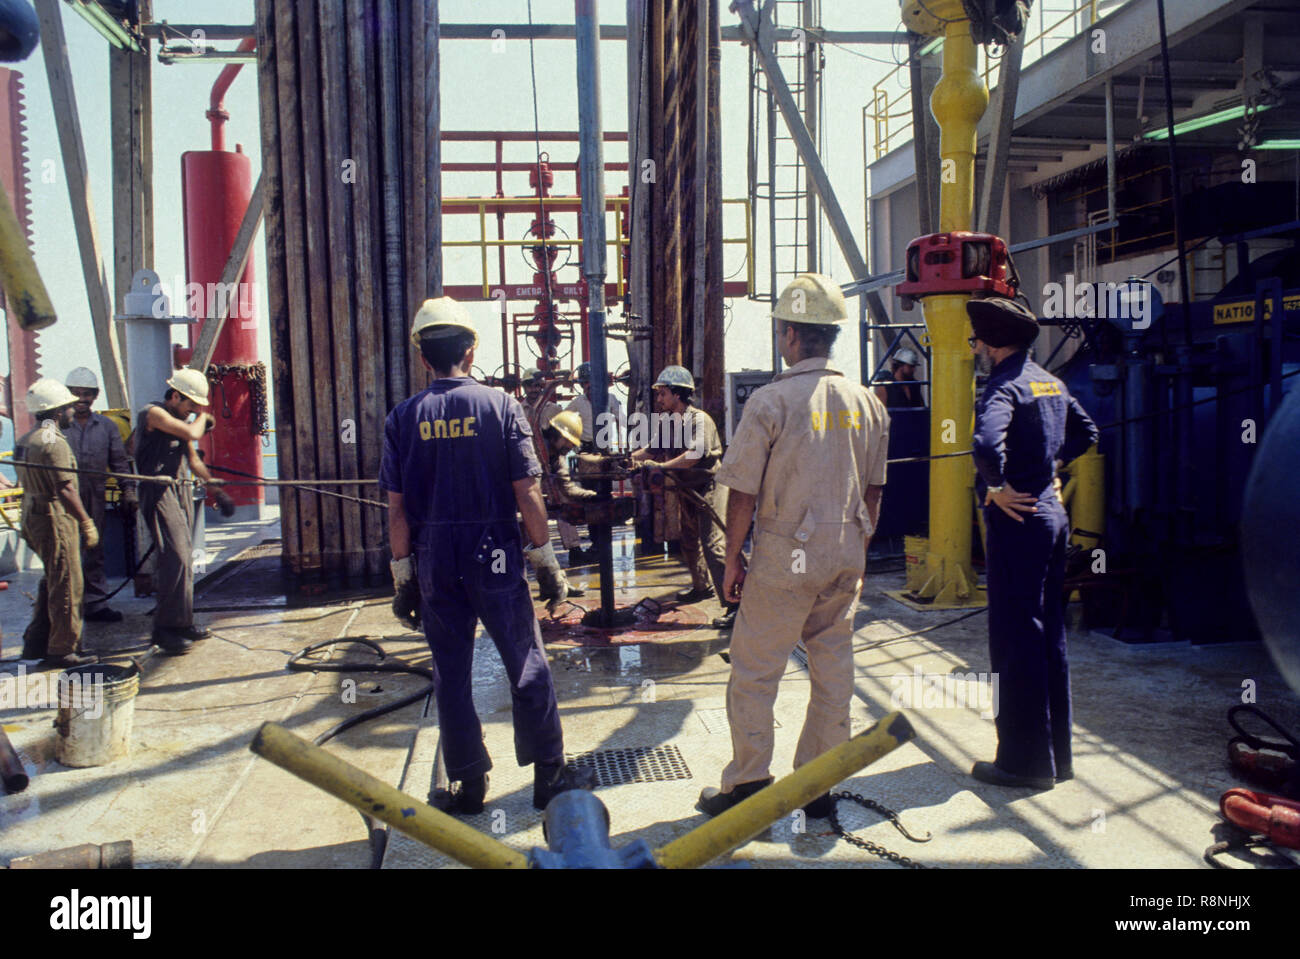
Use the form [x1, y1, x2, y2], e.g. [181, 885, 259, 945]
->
[55, 663, 139, 767]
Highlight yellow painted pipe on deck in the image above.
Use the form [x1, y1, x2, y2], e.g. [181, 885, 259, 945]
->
[910, 2, 988, 607]
[1065, 444, 1105, 550]
[654, 711, 915, 870]
[249, 722, 529, 870]
[0, 178, 55, 331]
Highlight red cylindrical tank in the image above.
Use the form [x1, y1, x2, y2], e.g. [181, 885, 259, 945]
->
[181, 144, 263, 511]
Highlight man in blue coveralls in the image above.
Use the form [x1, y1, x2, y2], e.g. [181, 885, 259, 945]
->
[381, 297, 595, 814]
[968, 296, 1099, 790]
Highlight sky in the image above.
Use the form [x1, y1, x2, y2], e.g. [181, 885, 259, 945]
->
[3, 0, 911, 465]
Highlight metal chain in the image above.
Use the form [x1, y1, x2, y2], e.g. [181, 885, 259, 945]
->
[206, 362, 270, 435]
[826, 791, 934, 869]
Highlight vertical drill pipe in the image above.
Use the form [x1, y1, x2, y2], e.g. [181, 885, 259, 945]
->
[690, 0, 707, 379]
[1155, 0, 1191, 343]
[702, 0, 724, 425]
[378, 0, 408, 407]
[249, 722, 529, 869]
[626, 0, 653, 422]
[425, 0, 442, 297]
[678, 0, 698, 376]
[916, 5, 986, 605]
[576, 0, 616, 624]
[803, 0, 818, 273]
[0, 726, 28, 793]
[655, 711, 915, 869]
[661, 0, 683, 371]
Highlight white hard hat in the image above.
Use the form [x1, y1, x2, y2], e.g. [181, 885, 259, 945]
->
[893, 348, 920, 367]
[410, 296, 477, 344]
[25, 377, 77, 416]
[167, 368, 211, 406]
[65, 367, 99, 391]
[773, 272, 849, 325]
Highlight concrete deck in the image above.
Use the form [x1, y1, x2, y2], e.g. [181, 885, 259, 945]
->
[3, 519, 1298, 870]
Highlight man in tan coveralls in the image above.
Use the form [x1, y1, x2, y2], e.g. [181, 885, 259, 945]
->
[16, 379, 101, 667]
[697, 273, 889, 818]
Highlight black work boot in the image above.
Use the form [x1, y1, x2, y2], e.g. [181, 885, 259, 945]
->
[676, 586, 714, 604]
[176, 624, 211, 641]
[711, 605, 738, 630]
[430, 774, 489, 815]
[971, 760, 1054, 790]
[533, 760, 597, 810]
[696, 777, 773, 817]
[152, 629, 194, 656]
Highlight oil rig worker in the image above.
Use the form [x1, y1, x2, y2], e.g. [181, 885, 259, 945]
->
[541, 410, 599, 510]
[15, 379, 100, 667]
[968, 295, 1099, 790]
[697, 274, 889, 818]
[629, 365, 735, 626]
[873, 347, 926, 409]
[135, 368, 228, 655]
[64, 367, 136, 623]
[382, 297, 594, 814]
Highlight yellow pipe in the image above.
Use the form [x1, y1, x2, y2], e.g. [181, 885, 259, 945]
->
[910, 3, 988, 606]
[249, 722, 529, 870]
[654, 711, 915, 869]
[1066, 444, 1105, 550]
[0, 179, 56, 331]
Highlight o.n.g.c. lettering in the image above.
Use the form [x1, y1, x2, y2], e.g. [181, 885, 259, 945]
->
[419, 417, 477, 440]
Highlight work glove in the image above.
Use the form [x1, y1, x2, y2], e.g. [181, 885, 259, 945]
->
[390, 556, 421, 630]
[203, 413, 216, 435]
[79, 518, 99, 550]
[212, 489, 236, 518]
[524, 540, 570, 614]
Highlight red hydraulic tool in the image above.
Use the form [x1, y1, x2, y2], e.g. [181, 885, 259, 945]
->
[1220, 788, 1300, 850]
[896, 231, 1019, 311]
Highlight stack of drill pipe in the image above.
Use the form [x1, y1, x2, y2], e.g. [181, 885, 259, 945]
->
[7, 842, 133, 869]
[255, 0, 437, 584]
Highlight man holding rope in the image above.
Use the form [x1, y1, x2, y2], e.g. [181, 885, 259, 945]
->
[134, 368, 232, 656]
[16, 379, 100, 667]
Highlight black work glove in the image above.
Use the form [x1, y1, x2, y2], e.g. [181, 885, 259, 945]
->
[390, 556, 421, 630]
[524, 540, 570, 614]
[213, 489, 236, 518]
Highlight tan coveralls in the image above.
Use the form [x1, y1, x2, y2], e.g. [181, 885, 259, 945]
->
[715, 357, 889, 790]
[15, 424, 84, 657]
[666, 405, 728, 599]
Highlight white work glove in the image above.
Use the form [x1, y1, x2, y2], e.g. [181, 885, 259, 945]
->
[524, 541, 570, 613]
[79, 518, 99, 550]
[390, 556, 420, 630]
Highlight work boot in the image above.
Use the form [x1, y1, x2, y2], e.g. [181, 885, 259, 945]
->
[152, 630, 194, 656]
[696, 777, 773, 817]
[84, 607, 124, 623]
[41, 652, 99, 669]
[176, 624, 211, 641]
[533, 760, 597, 810]
[711, 605, 738, 630]
[971, 760, 1054, 790]
[21, 640, 48, 661]
[675, 585, 714, 604]
[430, 774, 489, 816]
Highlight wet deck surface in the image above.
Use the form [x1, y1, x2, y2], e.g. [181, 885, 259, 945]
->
[3, 513, 1298, 869]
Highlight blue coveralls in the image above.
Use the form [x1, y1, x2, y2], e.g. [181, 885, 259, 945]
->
[972, 352, 1099, 780]
[380, 377, 564, 781]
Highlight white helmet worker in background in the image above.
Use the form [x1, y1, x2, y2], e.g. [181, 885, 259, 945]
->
[64, 365, 139, 623]
[875, 344, 926, 409]
[14, 377, 100, 667]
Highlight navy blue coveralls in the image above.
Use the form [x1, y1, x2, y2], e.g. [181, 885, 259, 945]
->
[973, 352, 1099, 780]
[380, 377, 564, 781]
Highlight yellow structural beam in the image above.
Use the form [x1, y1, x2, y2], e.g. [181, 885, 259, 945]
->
[906, 1, 988, 607]
[654, 711, 915, 869]
[249, 722, 529, 870]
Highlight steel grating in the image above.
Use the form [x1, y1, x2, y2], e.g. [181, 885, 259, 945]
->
[566, 745, 693, 786]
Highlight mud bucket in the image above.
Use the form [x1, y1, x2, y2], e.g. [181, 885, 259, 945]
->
[904, 535, 929, 592]
[54, 662, 139, 767]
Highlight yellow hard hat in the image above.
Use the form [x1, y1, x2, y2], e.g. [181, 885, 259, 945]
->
[25, 378, 76, 416]
[410, 297, 477, 345]
[548, 410, 583, 447]
[773, 272, 848, 325]
[167, 368, 211, 405]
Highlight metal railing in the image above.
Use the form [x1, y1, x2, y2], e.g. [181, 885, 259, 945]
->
[441, 196, 755, 300]
[867, 0, 1119, 160]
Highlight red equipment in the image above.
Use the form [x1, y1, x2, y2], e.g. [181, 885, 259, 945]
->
[895, 231, 1019, 310]
[1220, 788, 1300, 850]
[180, 37, 264, 513]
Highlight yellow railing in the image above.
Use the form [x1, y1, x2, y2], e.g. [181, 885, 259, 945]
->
[441, 195, 754, 299]
[868, 0, 1112, 160]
